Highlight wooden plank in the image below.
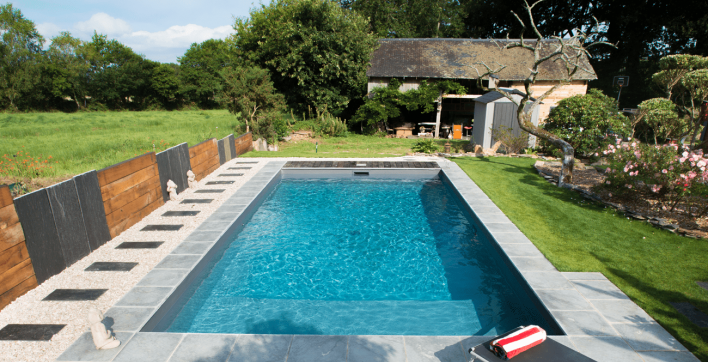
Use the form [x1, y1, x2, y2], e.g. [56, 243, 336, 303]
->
[0, 222, 24, 253]
[97, 153, 156, 187]
[192, 160, 217, 179]
[0, 275, 37, 311]
[102, 175, 160, 216]
[0, 186, 12, 209]
[108, 197, 163, 238]
[74, 171, 111, 251]
[0, 204, 19, 227]
[189, 147, 218, 168]
[188, 138, 216, 159]
[100, 163, 158, 202]
[0, 242, 30, 276]
[105, 186, 162, 228]
[0, 258, 34, 296]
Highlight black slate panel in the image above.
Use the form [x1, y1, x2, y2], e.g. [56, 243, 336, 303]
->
[194, 189, 225, 193]
[217, 138, 226, 165]
[141, 224, 183, 231]
[228, 167, 251, 170]
[235, 161, 258, 164]
[116, 241, 164, 249]
[228, 134, 237, 158]
[219, 173, 243, 177]
[85, 262, 138, 271]
[162, 210, 200, 216]
[206, 181, 234, 185]
[73, 170, 111, 250]
[43, 289, 107, 301]
[180, 199, 213, 204]
[671, 302, 708, 328]
[156, 143, 192, 202]
[47, 179, 91, 268]
[13, 189, 66, 284]
[156, 148, 172, 202]
[0, 324, 65, 341]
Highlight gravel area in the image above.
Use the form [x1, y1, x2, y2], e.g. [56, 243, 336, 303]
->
[0, 156, 445, 362]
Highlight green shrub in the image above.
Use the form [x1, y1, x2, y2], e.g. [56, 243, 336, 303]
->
[412, 139, 439, 154]
[493, 126, 529, 154]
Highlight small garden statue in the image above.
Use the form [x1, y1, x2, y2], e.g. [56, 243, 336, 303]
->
[166, 180, 179, 201]
[88, 308, 120, 350]
[187, 170, 197, 189]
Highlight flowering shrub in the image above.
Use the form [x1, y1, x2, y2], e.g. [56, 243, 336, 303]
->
[599, 140, 708, 215]
[0, 149, 56, 179]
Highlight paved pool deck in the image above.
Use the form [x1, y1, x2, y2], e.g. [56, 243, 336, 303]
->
[56, 158, 699, 362]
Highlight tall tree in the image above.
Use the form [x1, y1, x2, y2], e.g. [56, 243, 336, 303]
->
[232, 0, 379, 115]
[46, 32, 89, 109]
[178, 39, 233, 108]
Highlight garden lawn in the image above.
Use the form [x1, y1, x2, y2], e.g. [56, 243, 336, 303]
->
[0, 110, 241, 179]
[453, 156, 708, 361]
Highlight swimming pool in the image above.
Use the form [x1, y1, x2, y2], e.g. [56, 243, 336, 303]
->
[145, 171, 558, 336]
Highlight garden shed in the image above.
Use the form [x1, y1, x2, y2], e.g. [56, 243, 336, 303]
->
[472, 89, 540, 150]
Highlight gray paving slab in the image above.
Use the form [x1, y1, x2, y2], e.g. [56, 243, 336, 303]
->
[56, 332, 133, 361]
[113, 332, 184, 362]
[492, 232, 532, 244]
[469, 206, 503, 214]
[637, 351, 701, 362]
[537, 289, 595, 310]
[508, 256, 556, 271]
[227, 334, 291, 362]
[154, 255, 201, 269]
[697, 281, 708, 292]
[592, 300, 655, 324]
[464, 199, 497, 208]
[670, 302, 708, 328]
[169, 334, 238, 362]
[485, 223, 521, 233]
[562, 272, 607, 281]
[217, 204, 247, 213]
[195, 221, 234, 232]
[498, 243, 545, 257]
[521, 271, 575, 290]
[548, 335, 576, 350]
[104, 307, 155, 332]
[552, 311, 618, 336]
[184, 230, 223, 242]
[348, 335, 406, 362]
[234, 189, 262, 197]
[404, 336, 466, 362]
[474, 213, 512, 224]
[614, 323, 688, 351]
[207, 212, 242, 223]
[572, 280, 630, 300]
[457, 337, 489, 355]
[224, 196, 256, 205]
[115, 287, 173, 307]
[170, 242, 213, 255]
[288, 335, 348, 362]
[137, 269, 189, 287]
[570, 336, 644, 362]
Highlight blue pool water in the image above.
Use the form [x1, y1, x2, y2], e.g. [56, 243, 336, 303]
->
[164, 177, 552, 335]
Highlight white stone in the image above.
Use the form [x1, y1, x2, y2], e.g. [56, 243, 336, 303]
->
[88, 308, 120, 350]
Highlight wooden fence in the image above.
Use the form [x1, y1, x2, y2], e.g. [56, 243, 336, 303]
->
[0, 186, 37, 310]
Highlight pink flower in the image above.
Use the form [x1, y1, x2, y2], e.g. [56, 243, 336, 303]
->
[626, 184, 633, 189]
[682, 151, 689, 158]
[662, 169, 668, 174]
[606, 181, 611, 185]
[605, 168, 611, 173]
[650, 184, 662, 193]
[669, 166, 674, 171]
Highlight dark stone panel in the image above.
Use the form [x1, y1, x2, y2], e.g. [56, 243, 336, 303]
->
[671, 302, 708, 328]
[156, 149, 172, 202]
[218, 173, 243, 177]
[228, 167, 251, 170]
[85, 262, 138, 272]
[175, 143, 191, 194]
[43, 289, 107, 301]
[13, 189, 66, 284]
[194, 189, 225, 193]
[235, 161, 258, 164]
[141, 225, 183, 231]
[156, 143, 192, 203]
[217, 139, 226, 165]
[228, 134, 237, 159]
[47, 179, 91, 268]
[206, 181, 234, 185]
[180, 199, 213, 204]
[73, 170, 111, 250]
[162, 211, 200, 216]
[0, 324, 65, 341]
[116, 241, 164, 249]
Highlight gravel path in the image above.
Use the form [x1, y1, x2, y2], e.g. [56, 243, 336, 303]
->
[0, 156, 445, 362]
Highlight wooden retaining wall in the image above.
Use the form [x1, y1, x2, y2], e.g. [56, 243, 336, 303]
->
[98, 152, 164, 238]
[234, 132, 254, 156]
[0, 186, 37, 310]
[189, 138, 219, 181]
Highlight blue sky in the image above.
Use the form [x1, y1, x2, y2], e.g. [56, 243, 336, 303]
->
[13, 0, 267, 63]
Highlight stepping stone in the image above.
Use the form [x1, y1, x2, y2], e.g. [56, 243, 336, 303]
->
[671, 302, 708, 328]
[180, 199, 212, 204]
[697, 281, 708, 292]
[218, 173, 243, 177]
[43, 289, 107, 301]
[206, 181, 234, 185]
[141, 224, 183, 231]
[235, 161, 258, 164]
[85, 262, 138, 272]
[0, 324, 65, 341]
[162, 211, 200, 217]
[228, 167, 251, 170]
[116, 241, 163, 249]
[195, 189, 225, 193]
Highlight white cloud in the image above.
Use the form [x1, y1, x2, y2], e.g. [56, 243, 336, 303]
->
[74, 13, 132, 37]
[125, 24, 233, 51]
[36, 22, 63, 40]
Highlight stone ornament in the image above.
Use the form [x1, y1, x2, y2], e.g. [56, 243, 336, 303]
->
[187, 170, 197, 189]
[88, 308, 120, 350]
[166, 180, 180, 201]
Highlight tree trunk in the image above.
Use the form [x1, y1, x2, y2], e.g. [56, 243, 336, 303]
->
[516, 108, 574, 186]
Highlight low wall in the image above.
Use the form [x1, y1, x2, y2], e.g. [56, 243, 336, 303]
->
[189, 139, 220, 181]
[234, 132, 254, 156]
[0, 186, 37, 309]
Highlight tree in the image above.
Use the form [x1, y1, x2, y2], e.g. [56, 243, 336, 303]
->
[217, 66, 286, 141]
[151, 63, 180, 106]
[232, 0, 379, 115]
[178, 39, 233, 108]
[634, 98, 687, 144]
[46, 32, 89, 109]
[0, 4, 44, 110]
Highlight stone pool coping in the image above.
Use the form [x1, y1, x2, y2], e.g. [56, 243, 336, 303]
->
[56, 158, 699, 362]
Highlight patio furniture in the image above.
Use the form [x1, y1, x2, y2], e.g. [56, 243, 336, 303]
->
[394, 127, 413, 138]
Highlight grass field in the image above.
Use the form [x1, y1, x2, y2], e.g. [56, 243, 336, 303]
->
[0, 110, 241, 182]
[453, 156, 708, 361]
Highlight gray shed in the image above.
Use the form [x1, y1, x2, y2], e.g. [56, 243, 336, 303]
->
[472, 89, 540, 149]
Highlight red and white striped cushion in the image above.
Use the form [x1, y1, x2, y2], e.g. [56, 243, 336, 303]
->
[490, 325, 547, 359]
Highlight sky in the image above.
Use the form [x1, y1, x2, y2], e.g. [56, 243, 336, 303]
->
[13, 0, 268, 63]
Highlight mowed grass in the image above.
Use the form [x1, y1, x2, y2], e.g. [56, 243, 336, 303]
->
[453, 156, 708, 361]
[0, 110, 241, 178]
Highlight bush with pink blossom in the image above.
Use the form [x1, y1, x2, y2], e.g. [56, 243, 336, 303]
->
[598, 140, 708, 216]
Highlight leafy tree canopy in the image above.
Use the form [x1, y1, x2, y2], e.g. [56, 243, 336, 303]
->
[636, 97, 687, 144]
[178, 39, 234, 108]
